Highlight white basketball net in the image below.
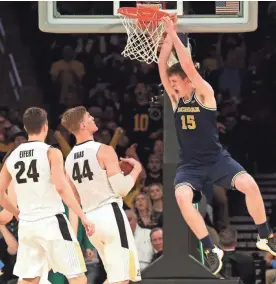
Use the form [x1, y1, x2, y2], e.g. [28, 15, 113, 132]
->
[119, 14, 166, 64]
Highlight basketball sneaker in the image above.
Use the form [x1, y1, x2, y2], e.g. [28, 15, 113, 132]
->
[256, 234, 276, 256]
[205, 246, 224, 275]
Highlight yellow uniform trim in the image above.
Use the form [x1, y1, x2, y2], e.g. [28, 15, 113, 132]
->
[231, 171, 247, 188]
[74, 242, 87, 273]
[194, 94, 217, 111]
[129, 250, 136, 281]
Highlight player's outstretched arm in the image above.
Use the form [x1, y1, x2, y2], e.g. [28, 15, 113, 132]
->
[158, 35, 179, 109]
[163, 17, 215, 104]
[0, 164, 19, 219]
[99, 145, 142, 197]
[48, 147, 94, 236]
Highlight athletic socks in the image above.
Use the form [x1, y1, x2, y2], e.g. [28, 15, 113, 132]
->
[257, 221, 272, 239]
[200, 235, 215, 250]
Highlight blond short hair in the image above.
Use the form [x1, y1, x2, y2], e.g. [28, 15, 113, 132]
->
[61, 106, 86, 133]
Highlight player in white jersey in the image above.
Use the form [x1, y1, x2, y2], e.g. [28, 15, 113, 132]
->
[0, 107, 94, 284]
[61, 106, 142, 284]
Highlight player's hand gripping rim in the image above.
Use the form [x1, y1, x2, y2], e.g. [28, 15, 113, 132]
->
[162, 16, 176, 35]
[169, 12, 177, 31]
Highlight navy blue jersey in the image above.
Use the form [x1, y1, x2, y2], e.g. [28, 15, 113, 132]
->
[174, 92, 222, 164]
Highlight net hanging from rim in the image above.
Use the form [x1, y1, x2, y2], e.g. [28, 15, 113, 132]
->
[118, 6, 169, 64]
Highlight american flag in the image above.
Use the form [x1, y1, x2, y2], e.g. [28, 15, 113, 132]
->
[215, 1, 240, 15]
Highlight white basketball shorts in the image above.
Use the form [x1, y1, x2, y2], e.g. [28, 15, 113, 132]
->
[86, 202, 141, 283]
[14, 214, 86, 279]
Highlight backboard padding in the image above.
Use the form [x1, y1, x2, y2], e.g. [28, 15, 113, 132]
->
[39, 1, 258, 33]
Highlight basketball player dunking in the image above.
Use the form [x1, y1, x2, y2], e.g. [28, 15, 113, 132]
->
[61, 106, 142, 284]
[0, 107, 94, 284]
[159, 17, 276, 275]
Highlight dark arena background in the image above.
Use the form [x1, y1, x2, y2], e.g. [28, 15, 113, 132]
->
[0, 1, 276, 284]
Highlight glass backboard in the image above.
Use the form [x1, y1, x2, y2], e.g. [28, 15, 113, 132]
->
[39, 1, 258, 34]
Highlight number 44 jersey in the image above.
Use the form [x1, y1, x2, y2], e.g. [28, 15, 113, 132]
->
[65, 140, 122, 213]
[6, 141, 64, 221]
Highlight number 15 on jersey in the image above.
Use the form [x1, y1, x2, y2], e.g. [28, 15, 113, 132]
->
[181, 115, 196, 130]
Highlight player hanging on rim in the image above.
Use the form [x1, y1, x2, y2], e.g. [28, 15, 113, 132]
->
[158, 16, 276, 275]
[61, 106, 142, 284]
[0, 107, 94, 284]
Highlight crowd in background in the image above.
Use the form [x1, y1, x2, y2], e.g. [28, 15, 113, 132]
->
[0, 1, 276, 283]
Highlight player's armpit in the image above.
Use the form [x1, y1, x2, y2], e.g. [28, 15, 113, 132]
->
[158, 65, 178, 109]
[170, 31, 215, 104]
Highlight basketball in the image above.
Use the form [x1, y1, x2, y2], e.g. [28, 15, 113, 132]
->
[119, 160, 133, 175]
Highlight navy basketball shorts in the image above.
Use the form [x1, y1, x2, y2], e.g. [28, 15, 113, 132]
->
[174, 151, 246, 203]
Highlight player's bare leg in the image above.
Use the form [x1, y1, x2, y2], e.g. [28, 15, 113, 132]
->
[175, 186, 209, 238]
[175, 185, 223, 275]
[234, 173, 276, 255]
[21, 277, 40, 284]
[68, 275, 87, 284]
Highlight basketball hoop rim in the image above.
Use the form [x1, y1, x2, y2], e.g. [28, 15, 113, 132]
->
[118, 6, 169, 22]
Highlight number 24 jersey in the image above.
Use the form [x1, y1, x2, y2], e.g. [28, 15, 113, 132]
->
[6, 141, 64, 221]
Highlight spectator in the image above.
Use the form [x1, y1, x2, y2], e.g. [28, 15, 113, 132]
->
[100, 128, 113, 145]
[50, 45, 85, 108]
[150, 228, 163, 262]
[145, 154, 162, 186]
[133, 193, 160, 229]
[213, 185, 229, 231]
[0, 221, 18, 283]
[219, 227, 255, 284]
[11, 132, 27, 147]
[148, 183, 163, 228]
[202, 45, 221, 76]
[125, 143, 147, 182]
[88, 106, 103, 121]
[264, 250, 276, 284]
[152, 139, 163, 158]
[125, 210, 154, 271]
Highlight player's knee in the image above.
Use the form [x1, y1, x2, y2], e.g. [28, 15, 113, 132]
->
[234, 173, 259, 195]
[175, 186, 194, 205]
